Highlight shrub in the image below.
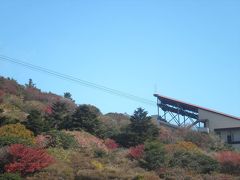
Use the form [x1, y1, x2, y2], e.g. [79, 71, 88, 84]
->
[35, 135, 51, 149]
[6, 95, 24, 111]
[165, 141, 202, 154]
[23, 100, 46, 114]
[128, 144, 144, 160]
[157, 167, 190, 180]
[159, 127, 180, 144]
[0, 173, 22, 180]
[215, 151, 240, 174]
[141, 141, 166, 170]
[98, 113, 130, 138]
[25, 162, 75, 180]
[67, 131, 108, 152]
[4, 144, 55, 176]
[44, 105, 52, 115]
[45, 130, 77, 149]
[91, 160, 104, 170]
[94, 149, 108, 158]
[201, 173, 239, 180]
[0, 136, 32, 147]
[104, 139, 119, 150]
[0, 116, 19, 126]
[169, 150, 219, 173]
[0, 146, 10, 173]
[166, 141, 220, 174]
[47, 148, 74, 163]
[0, 124, 34, 143]
[0, 89, 4, 98]
[178, 128, 229, 151]
[133, 173, 160, 180]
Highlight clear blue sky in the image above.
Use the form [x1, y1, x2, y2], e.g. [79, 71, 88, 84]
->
[0, 0, 239, 116]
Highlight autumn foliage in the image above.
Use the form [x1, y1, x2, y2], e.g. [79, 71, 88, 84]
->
[5, 144, 55, 176]
[104, 139, 119, 150]
[44, 105, 53, 115]
[0, 124, 34, 143]
[0, 90, 4, 103]
[35, 135, 52, 149]
[128, 144, 144, 159]
[68, 131, 108, 152]
[215, 151, 240, 174]
[165, 141, 202, 154]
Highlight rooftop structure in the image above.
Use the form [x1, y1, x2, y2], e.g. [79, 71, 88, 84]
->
[154, 94, 240, 148]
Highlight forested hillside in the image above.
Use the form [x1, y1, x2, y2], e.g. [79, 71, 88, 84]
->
[0, 76, 240, 180]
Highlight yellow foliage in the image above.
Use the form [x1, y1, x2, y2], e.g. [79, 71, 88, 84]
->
[166, 141, 202, 154]
[91, 160, 104, 170]
[0, 123, 34, 142]
[48, 148, 75, 163]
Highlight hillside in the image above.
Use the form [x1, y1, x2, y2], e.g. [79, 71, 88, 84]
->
[0, 77, 77, 121]
[0, 76, 240, 180]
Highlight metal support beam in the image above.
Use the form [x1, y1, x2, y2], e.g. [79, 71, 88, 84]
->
[155, 96, 204, 128]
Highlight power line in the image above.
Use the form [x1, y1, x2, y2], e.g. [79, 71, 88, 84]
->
[0, 55, 156, 106]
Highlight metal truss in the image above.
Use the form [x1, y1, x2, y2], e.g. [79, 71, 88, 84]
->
[157, 98, 205, 128]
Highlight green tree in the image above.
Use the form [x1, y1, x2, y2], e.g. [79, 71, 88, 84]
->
[64, 92, 73, 100]
[68, 104, 102, 135]
[116, 108, 159, 147]
[46, 101, 70, 129]
[24, 110, 45, 135]
[25, 78, 35, 88]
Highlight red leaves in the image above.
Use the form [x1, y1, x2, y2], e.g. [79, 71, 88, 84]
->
[104, 139, 119, 150]
[5, 144, 55, 176]
[215, 151, 240, 166]
[44, 105, 53, 115]
[215, 151, 240, 174]
[128, 144, 144, 159]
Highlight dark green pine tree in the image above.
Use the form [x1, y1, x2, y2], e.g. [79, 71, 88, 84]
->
[117, 108, 159, 147]
[25, 78, 36, 88]
[64, 92, 73, 100]
[47, 101, 70, 130]
[24, 110, 45, 135]
[69, 104, 102, 135]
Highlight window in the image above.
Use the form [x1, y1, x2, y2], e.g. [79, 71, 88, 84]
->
[227, 131, 234, 144]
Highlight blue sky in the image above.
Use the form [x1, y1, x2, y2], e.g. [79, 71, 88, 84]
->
[0, 0, 239, 116]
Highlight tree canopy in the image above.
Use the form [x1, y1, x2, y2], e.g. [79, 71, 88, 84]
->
[115, 108, 159, 147]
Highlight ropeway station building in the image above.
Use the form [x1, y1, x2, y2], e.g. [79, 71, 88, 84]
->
[154, 94, 240, 149]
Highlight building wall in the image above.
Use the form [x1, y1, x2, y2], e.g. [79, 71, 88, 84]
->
[198, 109, 240, 131]
[232, 144, 240, 149]
[215, 129, 240, 142]
[199, 109, 240, 148]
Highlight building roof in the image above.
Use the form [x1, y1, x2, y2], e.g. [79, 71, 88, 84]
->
[154, 94, 240, 121]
